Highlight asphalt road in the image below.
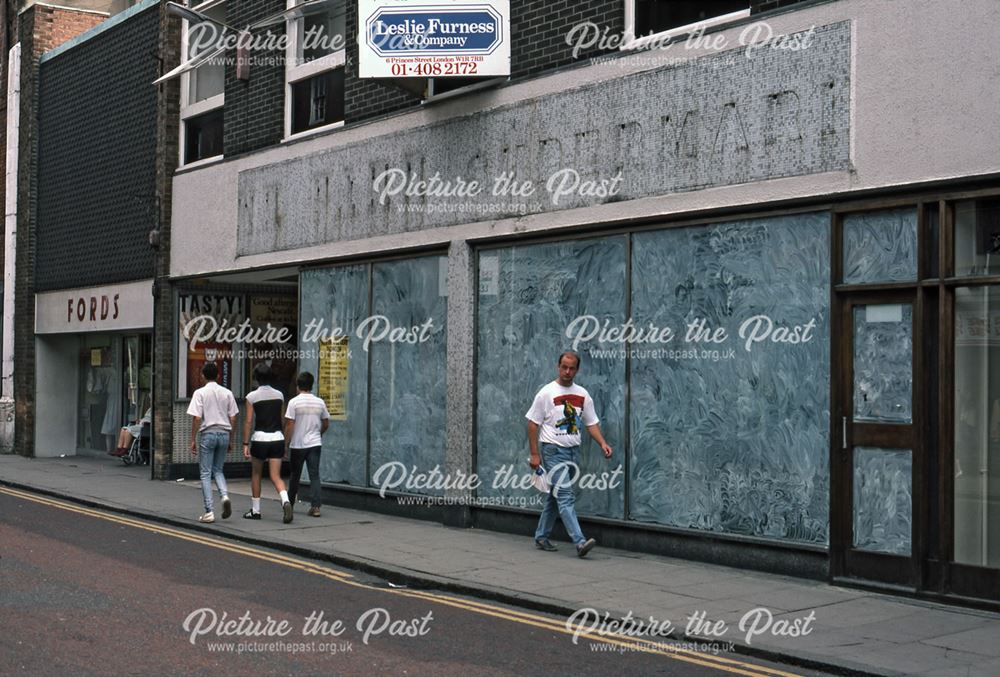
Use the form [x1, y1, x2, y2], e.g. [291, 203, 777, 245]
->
[0, 487, 823, 676]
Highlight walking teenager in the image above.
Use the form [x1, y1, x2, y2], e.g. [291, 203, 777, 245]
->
[187, 362, 238, 524]
[242, 363, 293, 523]
[285, 371, 330, 517]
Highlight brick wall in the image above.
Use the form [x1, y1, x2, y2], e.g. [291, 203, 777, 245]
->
[217, 0, 821, 155]
[153, 7, 180, 478]
[222, 0, 286, 157]
[31, 5, 107, 53]
[510, 0, 621, 79]
[13, 5, 107, 456]
[344, 0, 623, 124]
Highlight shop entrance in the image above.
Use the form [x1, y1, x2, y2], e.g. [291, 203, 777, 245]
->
[832, 290, 922, 586]
[76, 333, 152, 454]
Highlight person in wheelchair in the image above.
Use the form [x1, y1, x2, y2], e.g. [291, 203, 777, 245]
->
[111, 407, 152, 457]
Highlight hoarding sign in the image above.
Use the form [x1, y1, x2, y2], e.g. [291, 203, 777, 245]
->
[359, 0, 510, 78]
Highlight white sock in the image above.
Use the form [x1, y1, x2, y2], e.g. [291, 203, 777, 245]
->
[252, 497, 261, 513]
[279, 490, 289, 504]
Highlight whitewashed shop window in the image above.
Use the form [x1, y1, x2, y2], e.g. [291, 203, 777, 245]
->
[298, 257, 448, 493]
[475, 238, 629, 520]
[624, 0, 750, 48]
[180, 0, 226, 165]
[475, 212, 831, 543]
[285, 0, 346, 139]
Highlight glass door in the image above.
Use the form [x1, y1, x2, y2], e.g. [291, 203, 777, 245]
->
[123, 335, 152, 425]
[953, 286, 1000, 576]
[76, 335, 123, 454]
[835, 291, 919, 585]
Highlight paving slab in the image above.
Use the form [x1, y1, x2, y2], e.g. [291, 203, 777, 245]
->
[850, 642, 989, 675]
[923, 624, 1000, 657]
[850, 610, 995, 643]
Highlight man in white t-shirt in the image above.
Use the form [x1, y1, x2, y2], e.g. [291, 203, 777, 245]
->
[284, 371, 331, 517]
[526, 351, 613, 558]
[187, 362, 239, 524]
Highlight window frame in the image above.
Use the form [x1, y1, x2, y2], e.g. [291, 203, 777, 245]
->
[622, 1, 751, 51]
[179, 0, 227, 167]
[284, 0, 346, 141]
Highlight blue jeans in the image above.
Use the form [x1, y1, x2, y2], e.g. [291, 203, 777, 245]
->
[288, 446, 322, 508]
[534, 443, 586, 545]
[198, 430, 230, 513]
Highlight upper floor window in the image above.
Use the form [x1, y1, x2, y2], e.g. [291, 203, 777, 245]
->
[285, 0, 346, 138]
[626, 1, 750, 46]
[180, 0, 227, 165]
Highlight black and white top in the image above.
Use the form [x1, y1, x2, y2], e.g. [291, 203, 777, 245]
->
[246, 385, 284, 442]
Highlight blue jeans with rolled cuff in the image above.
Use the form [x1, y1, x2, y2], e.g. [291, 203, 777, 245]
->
[534, 443, 586, 545]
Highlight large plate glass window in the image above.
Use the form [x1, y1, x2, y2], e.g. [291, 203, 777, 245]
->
[476, 238, 627, 519]
[298, 256, 448, 495]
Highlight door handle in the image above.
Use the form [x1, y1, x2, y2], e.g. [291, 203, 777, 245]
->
[842, 416, 847, 451]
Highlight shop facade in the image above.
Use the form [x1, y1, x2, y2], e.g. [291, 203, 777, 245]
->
[34, 281, 154, 458]
[168, 0, 1000, 602]
[12, 0, 179, 469]
[168, 287, 298, 470]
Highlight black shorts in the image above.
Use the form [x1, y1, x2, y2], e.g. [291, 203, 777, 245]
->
[249, 439, 284, 460]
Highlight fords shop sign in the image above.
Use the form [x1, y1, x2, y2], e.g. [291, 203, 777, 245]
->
[359, 0, 510, 79]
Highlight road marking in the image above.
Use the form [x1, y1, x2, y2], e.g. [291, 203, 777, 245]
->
[398, 588, 803, 677]
[1, 485, 801, 676]
[0, 486, 352, 581]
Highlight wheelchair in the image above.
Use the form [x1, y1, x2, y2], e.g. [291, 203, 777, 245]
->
[122, 422, 150, 466]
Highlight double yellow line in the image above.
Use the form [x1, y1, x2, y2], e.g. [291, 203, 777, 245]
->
[0, 485, 801, 676]
[0, 485, 353, 583]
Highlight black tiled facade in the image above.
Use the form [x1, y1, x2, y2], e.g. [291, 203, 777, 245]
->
[35, 5, 159, 291]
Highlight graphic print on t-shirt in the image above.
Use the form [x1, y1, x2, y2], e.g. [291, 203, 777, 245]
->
[554, 394, 585, 435]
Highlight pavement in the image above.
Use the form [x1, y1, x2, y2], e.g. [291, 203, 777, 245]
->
[2, 453, 999, 676]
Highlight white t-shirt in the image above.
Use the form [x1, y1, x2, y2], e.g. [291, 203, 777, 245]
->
[285, 392, 331, 449]
[186, 381, 239, 433]
[525, 381, 599, 448]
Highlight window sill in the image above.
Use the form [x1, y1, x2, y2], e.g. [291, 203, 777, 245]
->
[178, 154, 225, 171]
[283, 119, 345, 143]
[423, 77, 507, 103]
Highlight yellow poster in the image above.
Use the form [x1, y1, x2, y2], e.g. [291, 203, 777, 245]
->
[319, 336, 349, 420]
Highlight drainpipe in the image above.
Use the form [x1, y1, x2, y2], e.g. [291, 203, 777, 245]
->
[1, 42, 21, 452]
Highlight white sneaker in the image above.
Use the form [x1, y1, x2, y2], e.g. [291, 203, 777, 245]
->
[198, 512, 215, 523]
